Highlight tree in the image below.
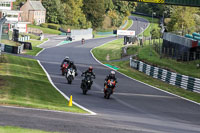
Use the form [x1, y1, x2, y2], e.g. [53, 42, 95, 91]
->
[63, 0, 90, 28]
[167, 6, 197, 34]
[104, 0, 114, 12]
[83, 0, 105, 29]
[42, 0, 65, 24]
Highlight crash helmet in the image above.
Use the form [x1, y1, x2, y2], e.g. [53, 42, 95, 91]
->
[65, 56, 69, 61]
[88, 66, 93, 72]
[110, 71, 115, 78]
[70, 61, 74, 65]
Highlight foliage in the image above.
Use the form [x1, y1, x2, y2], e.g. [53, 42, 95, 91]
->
[151, 29, 161, 39]
[63, 0, 91, 28]
[42, 0, 65, 24]
[47, 23, 61, 30]
[15, 0, 135, 29]
[167, 6, 197, 34]
[135, 3, 170, 18]
[83, 0, 105, 29]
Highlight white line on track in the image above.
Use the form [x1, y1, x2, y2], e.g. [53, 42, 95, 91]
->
[0, 105, 94, 116]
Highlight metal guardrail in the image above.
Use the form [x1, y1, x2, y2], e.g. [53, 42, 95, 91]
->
[130, 57, 200, 93]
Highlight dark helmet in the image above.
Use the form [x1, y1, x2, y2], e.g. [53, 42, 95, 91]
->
[70, 61, 74, 65]
[88, 66, 93, 72]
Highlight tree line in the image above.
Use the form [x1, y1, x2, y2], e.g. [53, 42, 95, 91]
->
[135, 3, 200, 34]
[14, 0, 200, 33]
[14, 0, 135, 29]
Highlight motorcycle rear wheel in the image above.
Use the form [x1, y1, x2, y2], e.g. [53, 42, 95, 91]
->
[83, 89, 87, 95]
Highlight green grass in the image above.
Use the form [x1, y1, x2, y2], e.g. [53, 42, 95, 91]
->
[132, 14, 160, 37]
[0, 126, 59, 133]
[1, 40, 21, 46]
[92, 39, 123, 61]
[92, 39, 200, 103]
[137, 45, 200, 78]
[105, 61, 200, 103]
[28, 25, 61, 35]
[122, 19, 133, 30]
[23, 38, 48, 56]
[0, 54, 87, 113]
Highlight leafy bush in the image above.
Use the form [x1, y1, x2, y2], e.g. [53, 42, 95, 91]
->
[40, 23, 48, 28]
[40, 23, 61, 30]
[47, 23, 61, 30]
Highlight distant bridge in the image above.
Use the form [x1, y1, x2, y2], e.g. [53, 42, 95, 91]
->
[123, 0, 200, 7]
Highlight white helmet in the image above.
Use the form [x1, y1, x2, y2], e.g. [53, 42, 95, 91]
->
[111, 71, 115, 75]
[65, 56, 69, 60]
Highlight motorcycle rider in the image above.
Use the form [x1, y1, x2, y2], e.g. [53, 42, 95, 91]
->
[81, 38, 85, 44]
[81, 66, 95, 89]
[104, 71, 117, 93]
[67, 61, 78, 76]
[60, 56, 70, 68]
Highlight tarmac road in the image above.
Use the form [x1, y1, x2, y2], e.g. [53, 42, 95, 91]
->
[0, 16, 200, 133]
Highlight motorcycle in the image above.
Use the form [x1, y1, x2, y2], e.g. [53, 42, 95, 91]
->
[66, 68, 75, 84]
[104, 79, 116, 99]
[61, 63, 68, 76]
[81, 38, 85, 44]
[81, 73, 95, 95]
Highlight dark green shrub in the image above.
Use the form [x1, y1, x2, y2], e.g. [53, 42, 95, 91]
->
[47, 23, 61, 30]
[40, 23, 48, 28]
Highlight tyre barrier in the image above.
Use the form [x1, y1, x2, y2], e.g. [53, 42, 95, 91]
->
[130, 57, 200, 93]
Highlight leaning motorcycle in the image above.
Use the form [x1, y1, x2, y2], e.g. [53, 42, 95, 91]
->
[61, 63, 68, 76]
[66, 68, 75, 84]
[104, 79, 116, 99]
[81, 73, 95, 95]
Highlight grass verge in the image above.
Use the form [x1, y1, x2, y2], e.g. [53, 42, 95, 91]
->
[92, 39, 123, 61]
[0, 54, 87, 113]
[28, 25, 61, 35]
[92, 39, 200, 103]
[23, 38, 48, 56]
[0, 126, 59, 133]
[1, 40, 21, 46]
[122, 19, 133, 30]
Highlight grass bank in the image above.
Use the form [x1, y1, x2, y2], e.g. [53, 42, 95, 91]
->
[0, 126, 58, 133]
[23, 38, 48, 56]
[92, 39, 123, 61]
[92, 39, 200, 103]
[28, 25, 61, 35]
[0, 54, 87, 113]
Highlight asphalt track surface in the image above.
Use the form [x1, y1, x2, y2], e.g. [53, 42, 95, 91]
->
[0, 16, 200, 133]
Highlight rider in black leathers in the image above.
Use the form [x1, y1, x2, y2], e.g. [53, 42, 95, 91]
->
[81, 66, 95, 89]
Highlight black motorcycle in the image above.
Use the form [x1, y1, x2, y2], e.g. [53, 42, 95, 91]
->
[81, 73, 95, 95]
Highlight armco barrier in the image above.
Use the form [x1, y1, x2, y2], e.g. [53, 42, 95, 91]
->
[130, 57, 200, 93]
